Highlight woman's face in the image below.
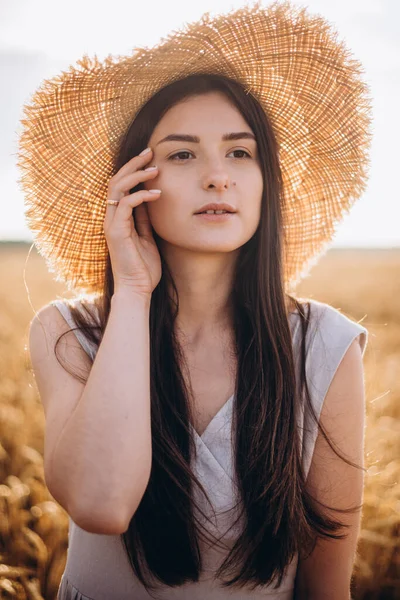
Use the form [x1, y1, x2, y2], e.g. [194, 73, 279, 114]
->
[143, 91, 263, 254]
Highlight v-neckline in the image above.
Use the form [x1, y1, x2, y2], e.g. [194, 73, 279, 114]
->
[191, 393, 235, 442]
[190, 312, 299, 444]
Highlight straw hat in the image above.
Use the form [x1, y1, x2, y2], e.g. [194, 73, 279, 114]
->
[17, 0, 373, 295]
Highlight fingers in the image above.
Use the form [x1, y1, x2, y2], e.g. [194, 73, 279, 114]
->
[133, 202, 154, 240]
[108, 164, 159, 203]
[104, 146, 160, 228]
[111, 147, 155, 186]
[104, 189, 161, 236]
[104, 169, 158, 227]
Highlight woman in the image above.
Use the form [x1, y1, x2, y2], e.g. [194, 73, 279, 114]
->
[20, 3, 372, 599]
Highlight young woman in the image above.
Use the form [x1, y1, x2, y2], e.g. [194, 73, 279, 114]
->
[20, 3, 372, 599]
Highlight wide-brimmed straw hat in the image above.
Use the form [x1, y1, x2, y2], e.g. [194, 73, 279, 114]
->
[17, 0, 373, 295]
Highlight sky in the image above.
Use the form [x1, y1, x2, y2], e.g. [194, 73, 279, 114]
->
[1, 0, 399, 247]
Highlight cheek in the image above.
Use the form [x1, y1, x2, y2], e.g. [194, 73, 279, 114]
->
[145, 171, 183, 206]
[146, 192, 184, 234]
[256, 169, 264, 193]
[147, 175, 187, 215]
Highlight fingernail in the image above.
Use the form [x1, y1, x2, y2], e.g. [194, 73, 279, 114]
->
[144, 165, 157, 171]
[149, 189, 161, 194]
[139, 147, 151, 156]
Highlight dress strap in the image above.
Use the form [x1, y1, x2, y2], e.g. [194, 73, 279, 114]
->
[51, 299, 98, 360]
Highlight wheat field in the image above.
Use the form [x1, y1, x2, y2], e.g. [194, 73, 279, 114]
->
[0, 243, 399, 599]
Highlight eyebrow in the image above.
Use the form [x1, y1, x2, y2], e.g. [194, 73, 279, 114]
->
[155, 131, 256, 146]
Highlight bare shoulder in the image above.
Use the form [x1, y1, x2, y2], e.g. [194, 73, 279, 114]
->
[29, 302, 92, 415]
[29, 301, 93, 362]
[29, 302, 95, 501]
[30, 302, 70, 355]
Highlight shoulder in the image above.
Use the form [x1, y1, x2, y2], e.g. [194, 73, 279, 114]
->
[28, 302, 92, 416]
[297, 299, 368, 483]
[29, 300, 72, 355]
[308, 299, 367, 415]
[29, 296, 100, 366]
[49, 295, 101, 326]
[293, 298, 368, 433]
[304, 302, 367, 518]
[293, 298, 368, 358]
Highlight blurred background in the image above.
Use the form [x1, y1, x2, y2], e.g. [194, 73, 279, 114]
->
[0, 0, 399, 598]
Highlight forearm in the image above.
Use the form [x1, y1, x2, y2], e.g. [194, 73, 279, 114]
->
[50, 290, 152, 530]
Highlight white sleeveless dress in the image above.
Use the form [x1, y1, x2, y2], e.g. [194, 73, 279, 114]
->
[51, 298, 368, 600]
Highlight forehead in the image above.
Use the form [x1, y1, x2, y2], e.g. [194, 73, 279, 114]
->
[151, 92, 250, 139]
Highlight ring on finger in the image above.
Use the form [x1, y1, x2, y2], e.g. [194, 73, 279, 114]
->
[106, 199, 120, 206]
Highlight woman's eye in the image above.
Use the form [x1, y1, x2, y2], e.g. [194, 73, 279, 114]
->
[169, 149, 251, 161]
[229, 149, 251, 158]
[169, 151, 192, 161]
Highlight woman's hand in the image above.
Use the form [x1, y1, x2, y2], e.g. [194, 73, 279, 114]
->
[104, 148, 162, 299]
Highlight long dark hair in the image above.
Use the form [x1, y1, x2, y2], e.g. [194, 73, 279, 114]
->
[53, 74, 363, 595]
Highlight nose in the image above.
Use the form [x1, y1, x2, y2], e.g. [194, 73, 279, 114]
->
[202, 169, 232, 192]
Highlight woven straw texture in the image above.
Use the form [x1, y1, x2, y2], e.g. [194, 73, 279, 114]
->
[17, 0, 373, 295]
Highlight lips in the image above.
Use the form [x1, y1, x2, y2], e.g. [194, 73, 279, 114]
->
[194, 203, 236, 214]
[195, 211, 235, 221]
